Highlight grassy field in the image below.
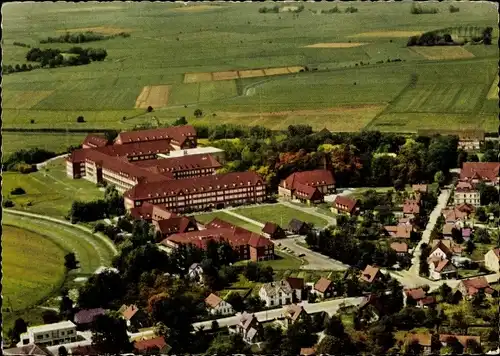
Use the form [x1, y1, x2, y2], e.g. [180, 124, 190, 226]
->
[234, 203, 329, 228]
[2, 212, 116, 332]
[2, 157, 104, 218]
[192, 211, 263, 234]
[3, 132, 87, 156]
[2, 1, 497, 139]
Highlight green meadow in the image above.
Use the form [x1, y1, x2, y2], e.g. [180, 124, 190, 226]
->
[2, 1, 497, 137]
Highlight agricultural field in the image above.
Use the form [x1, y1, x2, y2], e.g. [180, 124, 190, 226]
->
[2, 157, 104, 218]
[2, 1, 497, 140]
[233, 204, 329, 228]
[2, 132, 87, 156]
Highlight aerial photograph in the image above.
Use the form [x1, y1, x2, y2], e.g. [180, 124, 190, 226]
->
[1, 1, 499, 355]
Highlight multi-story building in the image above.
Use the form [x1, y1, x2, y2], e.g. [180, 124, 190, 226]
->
[124, 171, 266, 212]
[454, 181, 481, 207]
[278, 169, 336, 202]
[18, 321, 77, 347]
[485, 248, 500, 272]
[82, 134, 109, 149]
[460, 162, 500, 186]
[258, 280, 294, 307]
[157, 146, 225, 164]
[113, 125, 197, 149]
[133, 154, 221, 179]
[161, 218, 274, 262]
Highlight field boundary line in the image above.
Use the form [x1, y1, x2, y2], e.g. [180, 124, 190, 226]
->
[4, 209, 118, 256]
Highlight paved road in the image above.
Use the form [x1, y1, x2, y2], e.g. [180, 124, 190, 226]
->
[36, 153, 69, 170]
[409, 189, 450, 276]
[4, 209, 118, 256]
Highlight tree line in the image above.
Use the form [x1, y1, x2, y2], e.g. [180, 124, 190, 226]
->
[25, 46, 107, 68]
[410, 3, 439, 14]
[3, 148, 57, 172]
[40, 31, 130, 44]
[408, 26, 493, 46]
[3, 63, 40, 75]
[67, 185, 125, 223]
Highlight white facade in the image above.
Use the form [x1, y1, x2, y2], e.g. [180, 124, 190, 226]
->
[485, 250, 500, 272]
[429, 247, 448, 260]
[157, 146, 225, 163]
[454, 190, 481, 207]
[259, 283, 294, 307]
[209, 300, 234, 316]
[18, 321, 77, 347]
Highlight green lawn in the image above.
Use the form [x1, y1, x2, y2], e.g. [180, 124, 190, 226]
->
[2, 1, 497, 137]
[192, 211, 263, 233]
[3, 132, 87, 157]
[2, 157, 104, 218]
[234, 204, 329, 228]
[2, 212, 116, 332]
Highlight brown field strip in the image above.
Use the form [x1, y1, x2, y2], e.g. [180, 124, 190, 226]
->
[238, 69, 266, 78]
[287, 66, 305, 73]
[135, 85, 171, 109]
[184, 72, 213, 84]
[349, 31, 423, 38]
[212, 71, 240, 81]
[304, 42, 368, 48]
[172, 5, 218, 12]
[56, 26, 133, 34]
[263, 68, 290, 76]
[487, 75, 499, 100]
[409, 46, 475, 60]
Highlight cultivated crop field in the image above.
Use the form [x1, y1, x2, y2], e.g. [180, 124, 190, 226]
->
[2, 1, 498, 137]
[3, 132, 87, 156]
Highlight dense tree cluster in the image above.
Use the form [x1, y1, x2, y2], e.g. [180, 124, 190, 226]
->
[408, 26, 493, 46]
[67, 185, 125, 223]
[40, 31, 130, 44]
[449, 5, 460, 13]
[3, 148, 57, 171]
[25, 46, 107, 69]
[3, 63, 39, 75]
[410, 3, 438, 14]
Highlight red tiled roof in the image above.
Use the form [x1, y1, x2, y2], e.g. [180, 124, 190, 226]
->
[418, 296, 436, 306]
[427, 257, 454, 272]
[205, 293, 223, 308]
[314, 277, 332, 293]
[460, 162, 500, 183]
[333, 195, 358, 214]
[461, 277, 491, 295]
[248, 233, 273, 248]
[407, 333, 431, 347]
[135, 154, 221, 174]
[403, 199, 420, 214]
[405, 288, 426, 300]
[443, 223, 457, 235]
[439, 334, 481, 347]
[281, 169, 335, 189]
[455, 203, 476, 213]
[390, 242, 408, 253]
[130, 202, 155, 220]
[116, 125, 196, 145]
[156, 216, 197, 235]
[360, 265, 381, 283]
[385, 225, 412, 238]
[83, 134, 109, 148]
[455, 181, 478, 193]
[124, 171, 263, 201]
[300, 347, 316, 356]
[442, 208, 468, 222]
[293, 182, 322, 200]
[285, 304, 305, 322]
[122, 305, 140, 320]
[134, 336, 169, 352]
[286, 277, 305, 290]
[262, 222, 280, 235]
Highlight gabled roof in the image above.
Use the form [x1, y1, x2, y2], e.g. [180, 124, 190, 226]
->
[430, 240, 453, 257]
[360, 265, 381, 283]
[156, 216, 197, 235]
[293, 182, 322, 200]
[288, 218, 308, 231]
[130, 202, 155, 220]
[261, 280, 293, 297]
[404, 288, 426, 301]
[248, 233, 273, 248]
[125, 171, 263, 201]
[205, 293, 223, 308]
[281, 169, 335, 190]
[83, 134, 109, 148]
[333, 195, 358, 213]
[439, 334, 481, 347]
[134, 336, 170, 352]
[135, 154, 221, 173]
[284, 304, 306, 322]
[314, 277, 332, 293]
[461, 277, 492, 295]
[455, 203, 476, 213]
[460, 162, 500, 182]
[443, 208, 468, 222]
[122, 305, 141, 320]
[74, 308, 105, 324]
[262, 222, 281, 235]
[390, 242, 408, 253]
[384, 225, 412, 239]
[403, 199, 420, 214]
[116, 125, 196, 145]
[286, 277, 305, 290]
[427, 257, 456, 273]
[239, 312, 259, 330]
[3, 345, 51, 356]
[455, 181, 478, 193]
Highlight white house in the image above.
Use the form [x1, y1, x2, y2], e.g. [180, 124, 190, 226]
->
[204, 293, 234, 316]
[17, 321, 77, 347]
[188, 263, 204, 283]
[427, 257, 458, 280]
[485, 248, 500, 272]
[259, 280, 294, 307]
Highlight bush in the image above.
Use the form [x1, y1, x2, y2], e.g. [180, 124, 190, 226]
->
[16, 163, 36, 174]
[147, 106, 153, 113]
[30, 119, 35, 124]
[3, 200, 15, 208]
[194, 109, 203, 118]
[449, 5, 460, 13]
[76, 116, 85, 123]
[345, 6, 358, 13]
[10, 187, 26, 195]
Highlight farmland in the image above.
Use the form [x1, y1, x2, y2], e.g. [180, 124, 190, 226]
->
[3, 132, 87, 156]
[1, 1, 497, 139]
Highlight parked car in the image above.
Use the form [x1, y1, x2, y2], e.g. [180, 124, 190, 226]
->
[298, 253, 306, 257]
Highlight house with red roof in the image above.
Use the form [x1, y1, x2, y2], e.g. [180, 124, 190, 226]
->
[278, 169, 335, 205]
[261, 222, 286, 239]
[403, 288, 436, 308]
[457, 277, 495, 299]
[331, 195, 359, 216]
[359, 265, 383, 284]
[313, 277, 334, 299]
[82, 134, 109, 149]
[134, 336, 171, 355]
[460, 162, 500, 186]
[485, 248, 500, 272]
[390, 242, 409, 256]
[403, 199, 420, 218]
[120, 304, 150, 329]
[205, 293, 234, 316]
[454, 180, 481, 207]
[152, 216, 198, 239]
[427, 257, 458, 280]
[405, 333, 432, 355]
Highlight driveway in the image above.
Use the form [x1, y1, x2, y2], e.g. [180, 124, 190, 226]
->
[277, 237, 349, 271]
[409, 189, 450, 276]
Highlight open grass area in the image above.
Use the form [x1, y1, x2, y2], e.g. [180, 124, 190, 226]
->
[2, 212, 116, 332]
[2, 1, 497, 140]
[3, 132, 87, 157]
[192, 211, 263, 233]
[234, 203, 329, 228]
[2, 157, 104, 218]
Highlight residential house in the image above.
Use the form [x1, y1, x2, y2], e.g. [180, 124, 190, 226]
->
[259, 280, 294, 307]
[390, 242, 409, 256]
[456, 130, 484, 151]
[286, 277, 305, 301]
[3, 345, 52, 356]
[278, 169, 336, 202]
[359, 265, 383, 284]
[412, 184, 428, 194]
[121, 305, 150, 329]
[331, 196, 359, 216]
[484, 248, 500, 272]
[384, 225, 413, 239]
[288, 219, 311, 235]
[457, 277, 495, 299]
[462, 228, 472, 241]
[398, 217, 415, 227]
[205, 293, 234, 316]
[442, 207, 469, 228]
[261, 222, 286, 239]
[430, 240, 463, 259]
[456, 202, 476, 215]
[313, 277, 334, 299]
[454, 181, 481, 207]
[152, 216, 198, 239]
[17, 321, 77, 347]
[439, 334, 481, 350]
[188, 263, 204, 282]
[134, 336, 171, 355]
[403, 288, 436, 308]
[299, 347, 316, 356]
[283, 304, 308, 328]
[357, 294, 384, 324]
[73, 308, 105, 329]
[427, 257, 458, 280]
[234, 312, 263, 344]
[405, 333, 432, 355]
[460, 162, 500, 186]
[443, 222, 459, 239]
[403, 199, 420, 218]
